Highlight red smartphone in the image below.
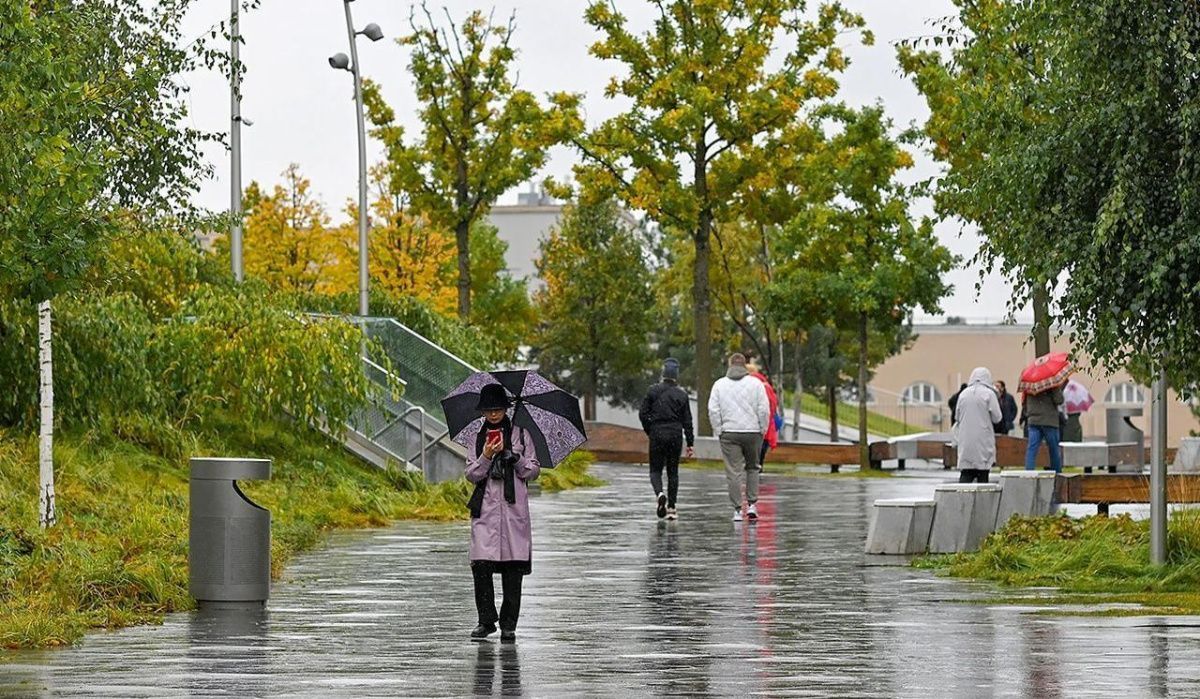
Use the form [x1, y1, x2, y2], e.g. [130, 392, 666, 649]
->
[485, 428, 502, 447]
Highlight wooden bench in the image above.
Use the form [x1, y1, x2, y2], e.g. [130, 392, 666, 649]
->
[583, 421, 864, 472]
[1056, 472, 1200, 515]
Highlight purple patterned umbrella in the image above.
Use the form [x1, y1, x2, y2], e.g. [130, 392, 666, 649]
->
[440, 370, 587, 468]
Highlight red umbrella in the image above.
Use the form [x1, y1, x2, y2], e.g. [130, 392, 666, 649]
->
[1018, 352, 1073, 395]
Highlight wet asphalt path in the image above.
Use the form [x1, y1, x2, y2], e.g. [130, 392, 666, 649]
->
[3, 464, 1200, 697]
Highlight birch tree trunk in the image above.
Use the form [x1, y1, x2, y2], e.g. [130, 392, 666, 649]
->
[38, 299, 56, 528]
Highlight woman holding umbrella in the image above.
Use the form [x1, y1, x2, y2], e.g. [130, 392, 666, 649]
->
[443, 370, 587, 643]
[465, 383, 540, 642]
[1019, 352, 1071, 472]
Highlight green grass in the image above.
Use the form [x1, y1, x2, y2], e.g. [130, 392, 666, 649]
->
[917, 511, 1200, 615]
[0, 418, 601, 648]
[791, 392, 916, 438]
[538, 450, 604, 491]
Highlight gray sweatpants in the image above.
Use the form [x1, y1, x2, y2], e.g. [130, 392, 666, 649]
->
[719, 432, 762, 509]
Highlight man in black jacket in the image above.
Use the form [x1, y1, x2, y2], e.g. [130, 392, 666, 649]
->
[639, 358, 695, 520]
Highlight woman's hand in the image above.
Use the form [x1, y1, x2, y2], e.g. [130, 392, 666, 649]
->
[482, 436, 502, 460]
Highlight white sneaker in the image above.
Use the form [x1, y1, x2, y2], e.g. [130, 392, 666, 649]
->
[666, 507, 678, 521]
[747, 503, 759, 521]
[656, 492, 667, 519]
[732, 508, 743, 522]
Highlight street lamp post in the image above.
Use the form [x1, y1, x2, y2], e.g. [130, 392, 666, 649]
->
[329, 2, 383, 318]
[230, 0, 243, 282]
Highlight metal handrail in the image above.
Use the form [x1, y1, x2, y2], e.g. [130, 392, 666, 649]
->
[394, 406, 427, 476]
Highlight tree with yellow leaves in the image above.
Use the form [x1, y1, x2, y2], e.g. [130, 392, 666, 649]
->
[574, 0, 871, 435]
[233, 164, 336, 293]
[325, 171, 457, 314]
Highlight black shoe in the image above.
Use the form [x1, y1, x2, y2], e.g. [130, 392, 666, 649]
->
[500, 629, 516, 642]
[656, 492, 667, 519]
[471, 623, 497, 640]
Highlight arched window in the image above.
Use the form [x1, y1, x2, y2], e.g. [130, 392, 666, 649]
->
[1105, 382, 1145, 406]
[902, 381, 942, 405]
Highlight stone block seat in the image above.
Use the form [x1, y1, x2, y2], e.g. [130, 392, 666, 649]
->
[864, 498, 936, 555]
[995, 471, 1057, 527]
[929, 483, 1002, 554]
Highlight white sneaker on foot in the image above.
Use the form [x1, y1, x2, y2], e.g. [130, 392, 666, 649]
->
[747, 503, 759, 521]
[656, 492, 667, 519]
[666, 507, 678, 521]
[732, 508, 743, 522]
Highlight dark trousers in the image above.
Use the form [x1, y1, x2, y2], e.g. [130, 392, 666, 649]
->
[473, 565, 523, 631]
[648, 429, 682, 507]
[959, 468, 991, 483]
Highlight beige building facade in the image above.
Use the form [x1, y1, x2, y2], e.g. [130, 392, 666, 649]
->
[867, 324, 1198, 447]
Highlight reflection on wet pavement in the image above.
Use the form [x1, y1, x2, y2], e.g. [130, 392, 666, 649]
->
[4, 464, 1200, 697]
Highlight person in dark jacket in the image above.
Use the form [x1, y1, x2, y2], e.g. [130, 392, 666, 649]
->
[639, 358, 695, 520]
[948, 383, 968, 426]
[993, 380, 1018, 435]
[1023, 384, 1065, 472]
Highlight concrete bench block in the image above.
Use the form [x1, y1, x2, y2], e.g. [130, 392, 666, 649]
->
[865, 499, 936, 555]
[995, 471, 1057, 527]
[929, 484, 1002, 554]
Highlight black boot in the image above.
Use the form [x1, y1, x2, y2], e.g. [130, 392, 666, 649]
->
[471, 622, 497, 640]
[500, 628, 516, 642]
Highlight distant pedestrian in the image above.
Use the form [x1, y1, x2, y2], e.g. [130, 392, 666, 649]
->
[708, 353, 770, 523]
[746, 362, 780, 470]
[948, 382, 968, 426]
[1023, 383, 1065, 472]
[993, 380, 1018, 435]
[639, 358, 695, 521]
[466, 384, 540, 642]
[954, 367, 1003, 483]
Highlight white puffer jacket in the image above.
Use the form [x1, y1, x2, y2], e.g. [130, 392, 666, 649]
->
[708, 366, 770, 436]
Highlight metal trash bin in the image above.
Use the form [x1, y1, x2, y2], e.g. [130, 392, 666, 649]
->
[189, 458, 272, 607]
[1106, 408, 1145, 469]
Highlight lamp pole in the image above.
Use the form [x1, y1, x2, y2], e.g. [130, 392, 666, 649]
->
[1150, 367, 1169, 565]
[330, 2, 382, 317]
[230, 0, 243, 282]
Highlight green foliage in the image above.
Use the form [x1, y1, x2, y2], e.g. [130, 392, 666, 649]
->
[900, 0, 1200, 387]
[0, 0, 218, 303]
[923, 511, 1200, 605]
[532, 200, 656, 414]
[770, 106, 955, 459]
[537, 450, 604, 492]
[574, 0, 871, 434]
[363, 3, 582, 319]
[0, 232, 371, 433]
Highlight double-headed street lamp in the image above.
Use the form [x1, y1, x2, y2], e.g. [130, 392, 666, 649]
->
[329, 1, 383, 317]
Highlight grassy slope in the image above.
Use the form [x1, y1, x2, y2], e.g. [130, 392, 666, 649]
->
[917, 512, 1200, 615]
[0, 419, 599, 648]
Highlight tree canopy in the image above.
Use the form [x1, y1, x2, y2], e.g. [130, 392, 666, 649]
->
[574, 0, 870, 434]
[900, 0, 1200, 387]
[362, 3, 582, 320]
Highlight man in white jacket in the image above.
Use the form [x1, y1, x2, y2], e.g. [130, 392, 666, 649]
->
[708, 353, 770, 522]
[954, 367, 1003, 483]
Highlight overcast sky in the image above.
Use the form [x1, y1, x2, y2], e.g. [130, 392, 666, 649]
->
[180, 0, 1025, 322]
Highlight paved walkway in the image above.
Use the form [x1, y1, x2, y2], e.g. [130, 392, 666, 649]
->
[3, 465, 1200, 697]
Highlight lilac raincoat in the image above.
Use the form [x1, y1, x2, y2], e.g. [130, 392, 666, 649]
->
[465, 425, 541, 563]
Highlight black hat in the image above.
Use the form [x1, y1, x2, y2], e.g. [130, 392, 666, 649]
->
[476, 383, 512, 411]
[662, 358, 680, 381]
